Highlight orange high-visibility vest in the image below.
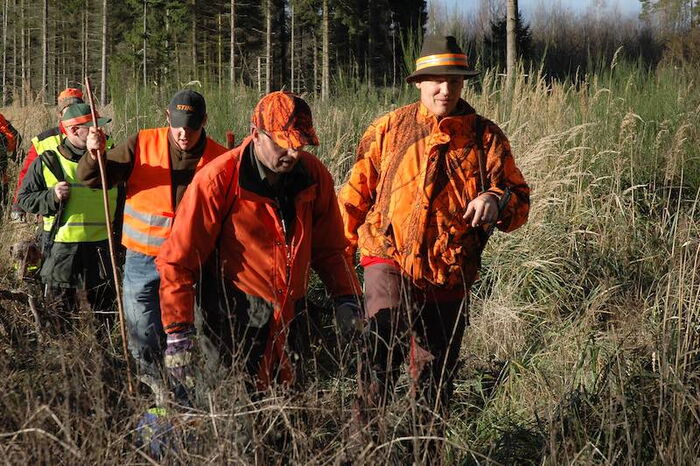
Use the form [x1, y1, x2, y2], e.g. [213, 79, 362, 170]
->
[122, 127, 226, 256]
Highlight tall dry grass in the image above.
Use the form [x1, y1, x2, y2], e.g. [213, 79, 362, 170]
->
[0, 60, 698, 464]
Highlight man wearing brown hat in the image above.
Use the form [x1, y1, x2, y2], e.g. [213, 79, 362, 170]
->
[155, 91, 361, 400]
[338, 36, 530, 435]
[82, 89, 227, 384]
[16, 103, 117, 324]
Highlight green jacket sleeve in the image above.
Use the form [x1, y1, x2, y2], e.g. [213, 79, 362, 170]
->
[16, 156, 60, 216]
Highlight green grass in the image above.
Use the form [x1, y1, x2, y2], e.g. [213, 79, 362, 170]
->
[0, 59, 698, 463]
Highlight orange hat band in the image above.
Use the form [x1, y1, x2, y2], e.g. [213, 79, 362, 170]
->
[415, 53, 469, 71]
[62, 113, 94, 127]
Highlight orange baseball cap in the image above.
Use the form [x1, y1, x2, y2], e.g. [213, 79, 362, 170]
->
[57, 88, 84, 112]
[251, 91, 319, 149]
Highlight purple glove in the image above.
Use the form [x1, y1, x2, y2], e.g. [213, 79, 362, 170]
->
[164, 329, 195, 399]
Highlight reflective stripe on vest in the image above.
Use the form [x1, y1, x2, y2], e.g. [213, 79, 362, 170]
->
[122, 127, 226, 256]
[42, 151, 117, 243]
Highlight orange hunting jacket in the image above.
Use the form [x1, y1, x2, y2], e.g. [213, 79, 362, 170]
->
[157, 137, 361, 387]
[338, 100, 530, 290]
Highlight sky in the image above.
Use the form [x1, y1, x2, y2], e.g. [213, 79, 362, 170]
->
[431, 0, 643, 20]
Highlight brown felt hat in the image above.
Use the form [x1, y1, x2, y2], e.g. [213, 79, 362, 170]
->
[405, 35, 479, 83]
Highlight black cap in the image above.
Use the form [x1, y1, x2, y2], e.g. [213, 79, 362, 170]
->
[167, 90, 206, 129]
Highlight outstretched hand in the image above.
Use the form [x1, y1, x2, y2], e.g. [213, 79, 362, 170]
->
[463, 192, 499, 228]
[86, 127, 106, 161]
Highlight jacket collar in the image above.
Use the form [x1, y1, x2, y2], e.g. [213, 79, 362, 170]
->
[417, 99, 478, 146]
[238, 140, 314, 202]
[166, 127, 207, 160]
[58, 139, 86, 162]
[417, 98, 476, 123]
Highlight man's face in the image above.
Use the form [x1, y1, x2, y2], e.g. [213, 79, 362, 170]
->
[167, 111, 206, 151]
[66, 124, 90, 149]
[252, 128, 302, 174]
[415, 75, 464, 118]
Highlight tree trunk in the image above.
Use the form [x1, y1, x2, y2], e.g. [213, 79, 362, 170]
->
[61, 32, 66, 90]
[82, 2, 87, 82]
[26, 3, 31, 103]
[321, 0, 329, 101]
[100, 0, 107, 103]
[2, 0, 8, 105]
[143, 0, 147, 88]
[217, 14, 222, 89]
[367, 0, 373, 85]
[391, 12, 396, 88]
[506, 0, 517, 89]
[12, 0, 16, 100]
[191, 0, 196, 79]
[164, 7, 170, 86]
[42, 0, 47, 102]
[313, 32, 317, 98]
[290, 2, 295, 93]
[234, 0, 236, 88]
[51, 9, 57, 99]
[20, 0, 25, 106]
[265, 0, 272, 93]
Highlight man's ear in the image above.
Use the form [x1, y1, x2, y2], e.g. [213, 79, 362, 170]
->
[165, 109, 171, 126]
[250, 124, 258, 140]
[201, 114, 208, 127]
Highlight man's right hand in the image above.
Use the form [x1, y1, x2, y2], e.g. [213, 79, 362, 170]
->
[53, 181, 70, 201]
[86, 127, 106, 161]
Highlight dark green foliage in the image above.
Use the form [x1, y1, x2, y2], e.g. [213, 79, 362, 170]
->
[482, 9, 533, 71]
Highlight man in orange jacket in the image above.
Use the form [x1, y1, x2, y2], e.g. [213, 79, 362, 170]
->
[83, 90, 227, 384]
[156, 91, 361, 399]
[338, 36, 530, 429]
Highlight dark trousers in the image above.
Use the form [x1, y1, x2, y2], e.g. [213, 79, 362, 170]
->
[197, 273, 312, 391]
[359, 263, 468, 415]
[42, 244, 116, 332]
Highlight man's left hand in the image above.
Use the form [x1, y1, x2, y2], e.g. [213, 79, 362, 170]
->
[464, 192, 499, 228]
[334, 297, 364, 343]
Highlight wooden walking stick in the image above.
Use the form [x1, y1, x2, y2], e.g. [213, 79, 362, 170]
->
[84, 76, 135, 394]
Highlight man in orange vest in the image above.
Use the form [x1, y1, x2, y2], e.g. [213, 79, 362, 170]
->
[156, 91, 362, 399]
[82, 90, 227, 384]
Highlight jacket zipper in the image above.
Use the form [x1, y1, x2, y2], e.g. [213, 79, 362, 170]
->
[273, 199, 293, 287]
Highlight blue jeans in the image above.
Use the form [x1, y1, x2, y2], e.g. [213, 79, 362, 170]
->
[123, 249, 164, 378]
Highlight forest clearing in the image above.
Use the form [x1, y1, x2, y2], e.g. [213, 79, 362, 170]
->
[0, 0, 699, 464]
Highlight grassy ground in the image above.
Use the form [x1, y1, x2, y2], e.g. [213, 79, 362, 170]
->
[0, 61, 698, 464]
